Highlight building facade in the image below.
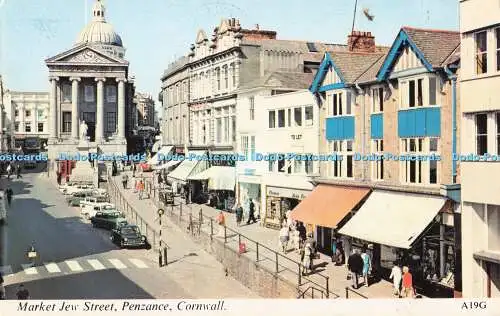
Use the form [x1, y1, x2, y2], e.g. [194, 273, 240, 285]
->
[2, 91, 49, 149]
[293, 28, 461, 297]
[45, 0, 135, 178]
[134, 92, 155, 127]
[460, 0, 500, 298]
[0, 76, 12, 151]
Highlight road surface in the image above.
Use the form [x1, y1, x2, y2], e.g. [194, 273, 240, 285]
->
[0, 166, 257, 299]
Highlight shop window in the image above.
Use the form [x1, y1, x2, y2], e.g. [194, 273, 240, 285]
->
[278, 155, 285, 173]
[62, 111, 72, 133]
[372, 139, 384, 180]
[269, 110, 276, 128]
[294, 107, 302, 126]
[38, 123, 44, 132]
[372, 87, 384, 113]
[475, 31, 488, 74]
[476, 113, 488, 155]
[305, 106, 313, 126]
[278, 109, 285, 128]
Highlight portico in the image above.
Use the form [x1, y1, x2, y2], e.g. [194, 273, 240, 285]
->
[45, 0, 134, 180]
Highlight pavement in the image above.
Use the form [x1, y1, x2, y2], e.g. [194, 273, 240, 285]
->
[0, 166, 258, 299]
[116, 170, 397, 299]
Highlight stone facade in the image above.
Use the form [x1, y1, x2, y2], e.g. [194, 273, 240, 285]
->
[135, 92, 155, 127]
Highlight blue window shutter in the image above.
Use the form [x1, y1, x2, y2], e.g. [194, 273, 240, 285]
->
[415, 109, 426, 136]
[371, 113, 383, 139]
[426, 107, 441, 136]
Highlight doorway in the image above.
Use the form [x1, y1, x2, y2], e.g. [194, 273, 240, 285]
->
[82, 112, 96, 141]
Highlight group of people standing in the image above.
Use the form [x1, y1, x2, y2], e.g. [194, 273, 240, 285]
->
[2, 163, 22, 180]
[390, 262, 416, 298]
[233, 199, 257, 227]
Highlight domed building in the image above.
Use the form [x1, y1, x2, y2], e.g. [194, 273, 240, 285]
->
[45, 0, 137, 182]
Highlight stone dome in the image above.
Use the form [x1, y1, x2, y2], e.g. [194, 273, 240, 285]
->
[75, 0, 123, 47]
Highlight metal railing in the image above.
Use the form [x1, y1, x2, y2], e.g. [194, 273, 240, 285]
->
[297, 286, 326, 299]
[142, 178, 335, 298]
[345, 286, 369, 299]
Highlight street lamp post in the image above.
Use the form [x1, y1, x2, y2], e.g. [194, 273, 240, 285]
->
[157, 208, 166, 267]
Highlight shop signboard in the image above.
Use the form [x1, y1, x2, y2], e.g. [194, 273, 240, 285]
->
[266, 186, 310, 200]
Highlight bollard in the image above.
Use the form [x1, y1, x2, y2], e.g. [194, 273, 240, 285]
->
[163, 247, 168, 266]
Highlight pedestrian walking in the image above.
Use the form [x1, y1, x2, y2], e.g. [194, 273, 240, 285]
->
[184, 184, 190, 204]
[331, 236, 338, 262]
[0, 273, 5, 300]
[216, 211, 226, 237]
[390, 261, 403, 297]
[235, 203, 243, 226]
[279, 225, 290, 253]
[291, 228, 301, 251]
[297, 222, 307, 248]
[402, 266, 415, 298]
[246, 199, 257, 225]
[347, 249, 363, 289]
[6, 164, 11, 180]
[122, 173, 128, 189]
[138, 180, 145, 200]
[302, 242, 313, 275]
[132, 163, 136, 177]
[361, 246, 372, 287]
[16, 284, 30, 300]
[56, 171, 62, 185]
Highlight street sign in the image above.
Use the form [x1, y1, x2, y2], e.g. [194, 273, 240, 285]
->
[158, 208, 164, 216]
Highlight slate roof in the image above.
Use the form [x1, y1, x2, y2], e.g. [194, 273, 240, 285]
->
[327, 50, 388, 83]
[355, 53, 388, 84]
[238, 71, 314, 91]
[162, 56, 189, 79]
[402, 27, 460, 68]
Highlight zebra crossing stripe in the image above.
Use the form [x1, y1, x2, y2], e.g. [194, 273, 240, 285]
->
[0, 266, 12, 276]
[65, 260, 83, 272]
[44, 263, 61, 273]
[129, 259, 148, 269]
[108, 259, 126, 269]
[21, 264, 38, 275]
[87, 259, 105, 270]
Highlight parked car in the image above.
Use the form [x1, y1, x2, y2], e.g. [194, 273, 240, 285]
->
[79, 195, 110, 208]
[0, 191, 6, 225]
[81, 203, 116, 220]
[63, 183, 95, 195]
[66, 190, 94, 206]
[111, 224, 150, 249]
[138, 163, 153, 172]
[90, 211, 128, 230]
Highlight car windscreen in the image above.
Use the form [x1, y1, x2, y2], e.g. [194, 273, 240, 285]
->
[121, 227, 139, 235]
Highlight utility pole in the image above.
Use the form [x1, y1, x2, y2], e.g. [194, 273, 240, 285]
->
[157, 208, 167, 267]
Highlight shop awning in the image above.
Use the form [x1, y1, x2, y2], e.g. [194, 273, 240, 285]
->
[290, 185, 370, 228]
[147, 146, 173, 166]
[153, 159, 181, 170]
[338, 190, 447, 249]
[188, 166, 236, 191]
[167, 150, 208, 182]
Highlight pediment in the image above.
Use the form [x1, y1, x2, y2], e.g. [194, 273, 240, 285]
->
[46, 45, 127, 65]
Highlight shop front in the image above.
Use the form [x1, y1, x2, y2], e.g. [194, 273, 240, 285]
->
[237, 173, 262, 221]
[339, 190, 457, 298]
[265, 186, 310, 229]
[167, 150, 208, 198]
[188, 166, 236, 211]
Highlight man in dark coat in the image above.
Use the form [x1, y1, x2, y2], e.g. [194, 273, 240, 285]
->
[347, 249, 364, 289]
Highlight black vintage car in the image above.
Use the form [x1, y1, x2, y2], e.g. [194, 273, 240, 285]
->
[90, 211, 128, 230]
[110, 225, 150, 249]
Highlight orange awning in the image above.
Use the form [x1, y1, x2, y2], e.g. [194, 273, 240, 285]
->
[290, 184, 370, 228]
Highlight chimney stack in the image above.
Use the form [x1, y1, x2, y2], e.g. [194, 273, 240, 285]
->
[348, 31, 376, 53]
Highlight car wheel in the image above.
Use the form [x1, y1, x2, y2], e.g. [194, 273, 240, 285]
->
[145, 243, 152, 250]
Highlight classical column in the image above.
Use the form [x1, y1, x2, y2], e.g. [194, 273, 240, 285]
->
[95, 77, 106, 142]
[117, 78, 126, 139]
[70, 77, 80, 140]
[49, 76, 59, 139]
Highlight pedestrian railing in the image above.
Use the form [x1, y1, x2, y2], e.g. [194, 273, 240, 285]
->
[142, 178, 337, 299]
[297, 286, 325, 299]
[345, 286, 369, 299]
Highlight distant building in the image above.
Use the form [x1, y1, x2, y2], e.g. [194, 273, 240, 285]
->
[0, 77, 12, 151]
[2, 91, 49, 149]
[134, 92, 155, 127]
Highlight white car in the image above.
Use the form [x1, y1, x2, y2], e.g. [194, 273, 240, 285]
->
[81, 202, 116, 220]
[79, 195, 110, 208]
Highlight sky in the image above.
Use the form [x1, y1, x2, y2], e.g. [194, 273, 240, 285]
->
[0, 0, 459, 116]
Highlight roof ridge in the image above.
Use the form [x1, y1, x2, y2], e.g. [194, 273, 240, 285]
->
[402, 26, 459, 34]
